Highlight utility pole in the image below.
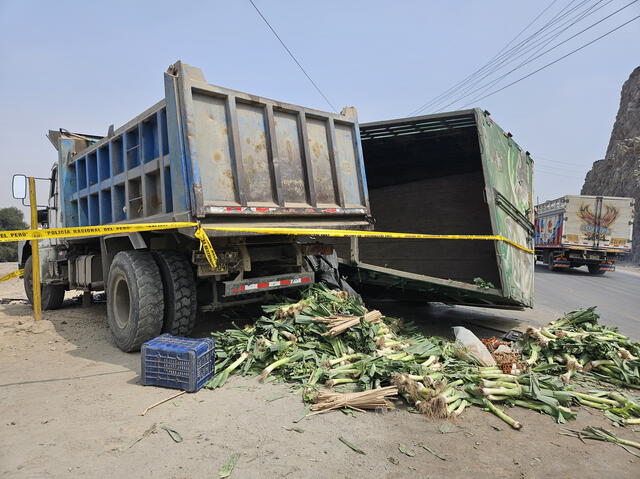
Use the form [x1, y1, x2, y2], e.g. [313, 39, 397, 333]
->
[28, 177, 42, 321]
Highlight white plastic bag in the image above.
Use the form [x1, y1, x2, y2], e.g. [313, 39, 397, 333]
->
[452, 326, 496, 367]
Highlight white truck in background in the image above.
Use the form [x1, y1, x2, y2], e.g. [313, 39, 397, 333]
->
[535, 195, 634, 274]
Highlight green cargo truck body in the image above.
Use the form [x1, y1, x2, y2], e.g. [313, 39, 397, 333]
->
[337, 109, 535, 309]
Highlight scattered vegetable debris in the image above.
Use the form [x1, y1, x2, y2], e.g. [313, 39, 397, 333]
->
[218, 453, 240, 478]
[206, 285, 640, 430]
[125, 423, 157, 450]
[398, 443, 415, 457]
[561, 426, 640, 457]
[265, 394, 287, 403]
[338, 436, 366, 454]
[160, 425, 183, 443]
[420, 443, 446, 461]
[282, 426, 305, 433]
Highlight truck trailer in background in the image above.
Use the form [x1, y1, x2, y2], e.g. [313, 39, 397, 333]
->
[535, 195, 634, 274]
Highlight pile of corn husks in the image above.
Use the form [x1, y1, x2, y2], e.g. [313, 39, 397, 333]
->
[206, 284, 640, 430]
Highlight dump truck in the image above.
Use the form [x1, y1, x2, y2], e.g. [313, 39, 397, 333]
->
[11, 61, 371, 351]
[534, 195, 634, 274]
[335, 109, 535, 309]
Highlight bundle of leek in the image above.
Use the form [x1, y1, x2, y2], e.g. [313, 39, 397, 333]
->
[391, 373, 469, 418]
[309, 386, 398, 415]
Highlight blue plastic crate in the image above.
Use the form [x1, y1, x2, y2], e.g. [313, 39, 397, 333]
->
[141, 334, 215, 392]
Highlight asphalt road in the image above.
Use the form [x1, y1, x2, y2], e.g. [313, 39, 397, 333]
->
[531, 263, 640, 340]
[365, 263, 640, 342]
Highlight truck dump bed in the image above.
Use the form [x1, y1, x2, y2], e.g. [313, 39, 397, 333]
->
[57, 62, 370, 233]
[535, 195, 634, 252]
[337, 109, 534, 309]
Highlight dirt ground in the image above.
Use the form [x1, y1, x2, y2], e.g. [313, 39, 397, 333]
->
[1, 262, 638, 478]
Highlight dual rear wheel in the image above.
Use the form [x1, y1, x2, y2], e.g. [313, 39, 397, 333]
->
[23, 249, 197, 352]
[106, 250, 197, 352]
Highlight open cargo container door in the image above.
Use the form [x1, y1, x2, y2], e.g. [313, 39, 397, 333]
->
[337, 109, 534, 309]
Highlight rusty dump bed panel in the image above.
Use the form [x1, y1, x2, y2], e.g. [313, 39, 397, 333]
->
[58, 62, 370, 231]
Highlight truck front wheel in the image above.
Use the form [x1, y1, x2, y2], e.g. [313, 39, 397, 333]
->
[23, 256, 66, 310]
[107, 250, 164, 352]
[153, 251, 197, 336]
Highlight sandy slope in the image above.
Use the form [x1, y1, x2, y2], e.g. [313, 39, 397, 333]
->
[0, 262, 638, 478]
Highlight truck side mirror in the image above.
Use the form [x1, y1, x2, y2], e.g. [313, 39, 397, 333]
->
[12, 174, 27, 200]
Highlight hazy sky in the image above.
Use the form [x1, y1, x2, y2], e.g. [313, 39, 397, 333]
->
[0, 0, 638, 216]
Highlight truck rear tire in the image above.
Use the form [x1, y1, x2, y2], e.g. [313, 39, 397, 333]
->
[107, 250, 164, 352]
[587, 264, 606, 275]
[23, 256, 66, 310]
[153, 251, 197, 336]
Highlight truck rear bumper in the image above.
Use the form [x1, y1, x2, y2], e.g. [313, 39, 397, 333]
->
[597, 264, 615, 272]
[223, 272, 313, 296]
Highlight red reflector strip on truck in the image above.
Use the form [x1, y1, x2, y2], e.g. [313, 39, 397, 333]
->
[227, 274, 312, 296]
[205, 206, 366, 215]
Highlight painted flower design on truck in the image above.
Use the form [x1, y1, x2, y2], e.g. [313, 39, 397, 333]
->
[577, 203, 619, 241]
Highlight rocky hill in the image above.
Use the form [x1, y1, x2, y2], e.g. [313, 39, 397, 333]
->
[582, 66, 640, 263]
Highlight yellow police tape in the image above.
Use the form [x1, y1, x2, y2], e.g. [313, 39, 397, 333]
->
[193, 225, 219, 270]
[0, 222, 198, 242]
[0, 269, 24, 282]
[200, 226, 535, 254]
[0, 221, 534, 275]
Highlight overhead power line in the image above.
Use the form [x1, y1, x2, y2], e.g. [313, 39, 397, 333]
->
[425, 0, 616, 113]
[536, 160, 589, 171]
[248, 0, 338, 112]
[489, 0, 562, 60]
[535, 169, 587, 179]
[407, 0, 566, 115]
[535, 162, 587, 173]
[460, 13, 640, 107]
[443, 0, 638, 111]
[411, 0, 638, 116]
[407, 0, 585, 116]
[435, 0, 613, 112]
[536, 157, 588, 167]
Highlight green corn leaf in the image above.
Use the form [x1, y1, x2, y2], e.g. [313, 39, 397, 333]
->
[160, 425, 182, 443]
[338, 436, 365, 455]
[420, 444, 446, 461]
[218, 453, 240, 478]
[398, 443, 415, 457]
